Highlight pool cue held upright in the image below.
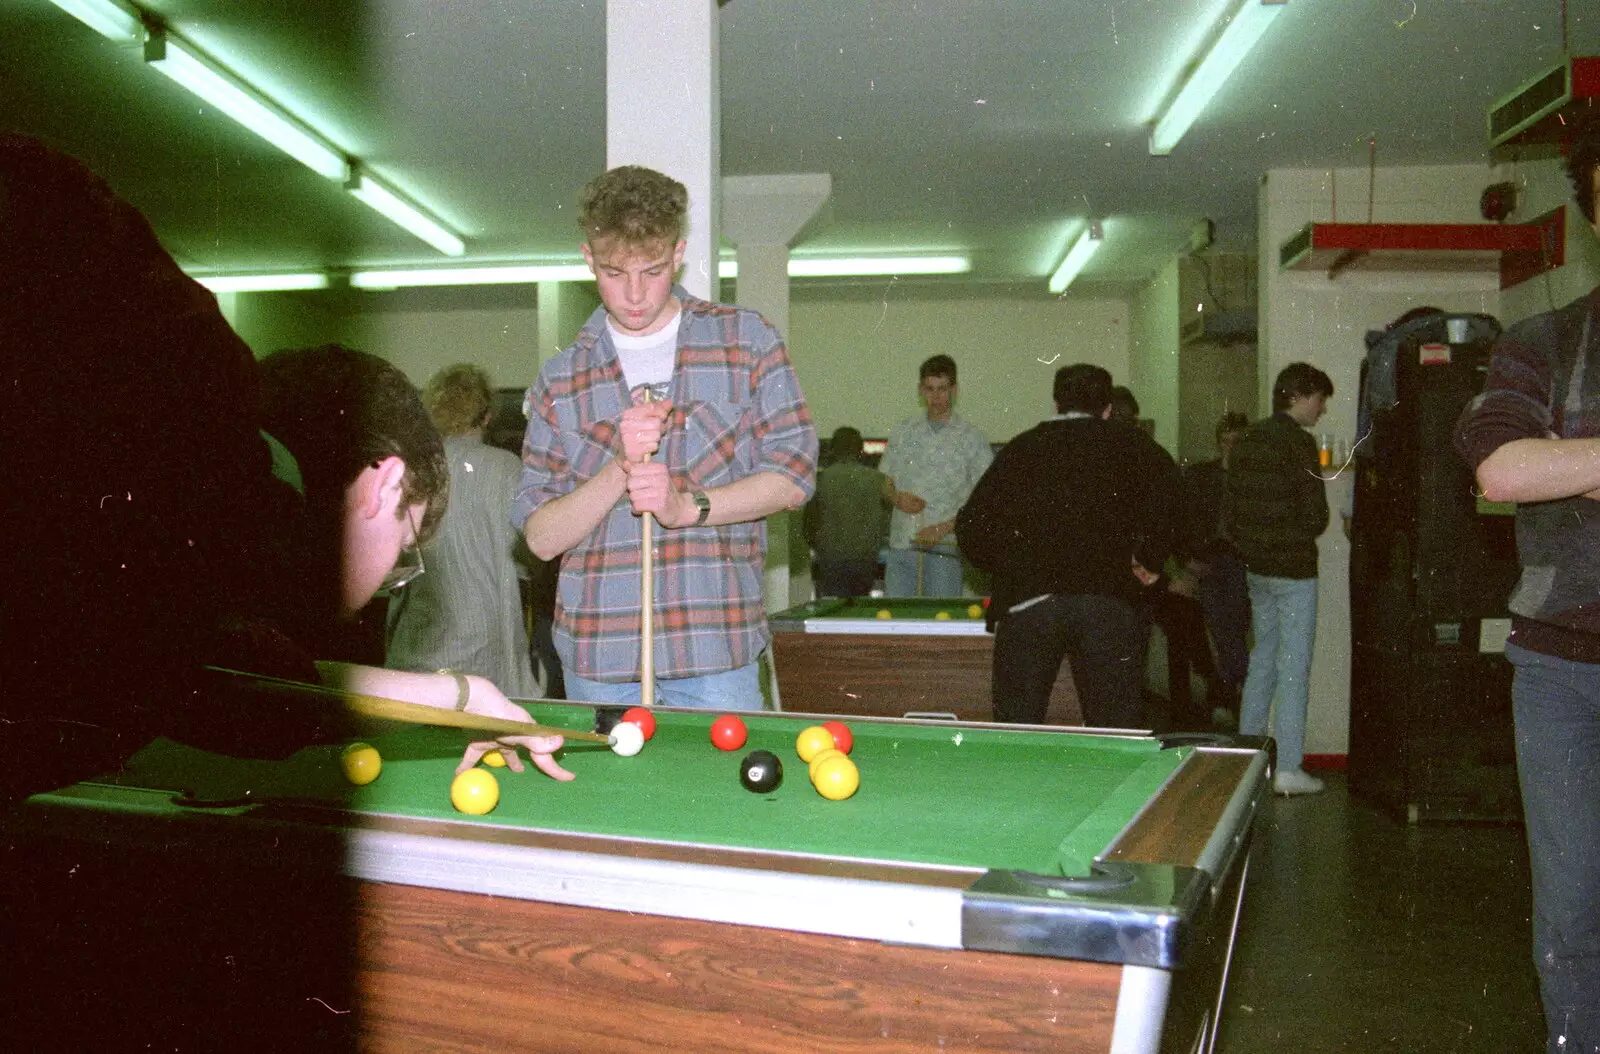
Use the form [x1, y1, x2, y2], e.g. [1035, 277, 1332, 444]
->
[637, 389, 658, 709]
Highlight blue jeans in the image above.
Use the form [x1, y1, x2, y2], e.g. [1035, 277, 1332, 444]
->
[1240, 573, 1317, 772]
[885, 548, 964, 597]
[1505, 643, 1600, 1054]
[565, 661, 764, 711]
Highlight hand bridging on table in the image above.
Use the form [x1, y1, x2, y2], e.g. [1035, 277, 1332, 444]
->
[453, 677, 575, 781]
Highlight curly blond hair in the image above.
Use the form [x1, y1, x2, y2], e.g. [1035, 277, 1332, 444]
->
[578, 165, 687, 249]
[423, 363, 493, 438]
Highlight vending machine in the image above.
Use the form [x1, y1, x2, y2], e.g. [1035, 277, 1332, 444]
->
[1347, 310, 1522, 823]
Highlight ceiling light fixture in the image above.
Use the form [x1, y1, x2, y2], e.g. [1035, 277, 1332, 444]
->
[346, 169, 465, 257]
[350, 263, 588, 289]
[48, 0, 141, 41]
[191, 273, 331, 293]
[787, 255, 971, 277]
[1149, 0, 1287, 156]
[144, 30, 349, 181]
[716, 255, 972, 279]
[1047, 223, 1103, 293]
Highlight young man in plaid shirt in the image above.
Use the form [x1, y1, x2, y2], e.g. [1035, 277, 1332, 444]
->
[514, 166, 817, 710]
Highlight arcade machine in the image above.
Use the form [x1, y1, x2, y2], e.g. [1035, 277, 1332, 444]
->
[1347, 310, 1523, 824]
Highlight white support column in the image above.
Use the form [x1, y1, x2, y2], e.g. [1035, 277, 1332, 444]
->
[720, 174, 833, 615]
[722, 172, 833, 336]
[606, 0, 720, 300]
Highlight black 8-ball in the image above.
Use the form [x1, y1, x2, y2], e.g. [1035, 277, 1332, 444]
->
[738, 750, 783, 793]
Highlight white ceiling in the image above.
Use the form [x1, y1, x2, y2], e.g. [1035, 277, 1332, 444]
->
[4, 0, 1595, 296]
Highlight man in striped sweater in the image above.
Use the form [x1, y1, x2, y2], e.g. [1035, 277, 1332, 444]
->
[1455, 116, 1600, 1054]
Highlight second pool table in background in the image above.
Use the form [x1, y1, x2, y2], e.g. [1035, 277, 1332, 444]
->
[768, 595, 1083, 723]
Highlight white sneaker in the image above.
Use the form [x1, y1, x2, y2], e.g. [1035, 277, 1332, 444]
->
[1273, 768, 1326, 796]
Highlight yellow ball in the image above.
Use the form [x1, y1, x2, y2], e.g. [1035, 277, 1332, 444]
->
[481, 749, 508, 768]
[813, 755, 860, 800]
[875, 609, 893, 619]
[339, 742, 381, 786]
[808, 747, 844, 782]
[967, 604, 984, 618]
[934, 610, 952, 620]
[795, 725, 837, 763]
[450, 768, 500, 815]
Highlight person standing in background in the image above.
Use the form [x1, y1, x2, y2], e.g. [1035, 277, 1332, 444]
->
[958, 364, 1180, 728]
[388, 364, 539, 698]
[1183, 411, 1253, 727]
[803, 426, 893, 597]
[881, 355, 992, 596]
[1224, 363, 1333, 796]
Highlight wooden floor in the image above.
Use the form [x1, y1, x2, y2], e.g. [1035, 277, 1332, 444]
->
[1218, 772, 1546, 1053]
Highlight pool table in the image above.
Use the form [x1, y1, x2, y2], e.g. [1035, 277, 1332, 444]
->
[768, 596, 1083, 724]
[6, 703, 1268, 1053]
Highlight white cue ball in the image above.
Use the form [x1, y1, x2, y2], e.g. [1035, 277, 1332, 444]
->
[610, 721, 645, 757]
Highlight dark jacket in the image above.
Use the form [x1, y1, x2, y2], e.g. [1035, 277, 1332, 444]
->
[1223, 413, 1328, 579]
[956, 416, 1181, 625]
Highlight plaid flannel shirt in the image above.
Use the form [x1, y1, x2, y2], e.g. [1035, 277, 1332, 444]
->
[512, 288, 816, 682]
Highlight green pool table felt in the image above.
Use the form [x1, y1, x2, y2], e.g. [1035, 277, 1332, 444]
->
[107, 705, 1191, 880]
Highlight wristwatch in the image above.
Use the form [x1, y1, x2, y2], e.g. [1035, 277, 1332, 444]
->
[689, 488, 711, 526]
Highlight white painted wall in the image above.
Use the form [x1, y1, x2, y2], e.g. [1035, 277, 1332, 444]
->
[1129, 259, 1181, 454]
[785, 287, 1131, 442]
[1259, 163, 1506, 759]
[1497, 156, 1600, 324]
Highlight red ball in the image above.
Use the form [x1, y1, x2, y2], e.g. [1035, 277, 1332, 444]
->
[821, 720, 854, 754]
[621, 706, 657, 740]
[709, 714, 748, 751]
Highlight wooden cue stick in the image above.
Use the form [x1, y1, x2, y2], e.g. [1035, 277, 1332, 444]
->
[638, 390, 658, 709]
[204, 666, 614, 744]
[642, 508, 655, 708]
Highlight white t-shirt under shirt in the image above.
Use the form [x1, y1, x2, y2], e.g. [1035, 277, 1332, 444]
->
[608, 311, 679, 400]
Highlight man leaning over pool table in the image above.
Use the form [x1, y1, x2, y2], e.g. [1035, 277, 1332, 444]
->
[0, 133, 571, 805]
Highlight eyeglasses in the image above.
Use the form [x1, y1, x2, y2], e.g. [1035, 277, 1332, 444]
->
[382, 508, 427, 591]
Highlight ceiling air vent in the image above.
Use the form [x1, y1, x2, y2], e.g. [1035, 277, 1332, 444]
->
[1488, 56, 1599, 153]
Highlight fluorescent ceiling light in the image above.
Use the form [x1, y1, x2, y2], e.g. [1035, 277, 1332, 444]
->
[346, 171, 465, 257]
[717, 255, 971, 279]
[788, 255, 970, 277]
[144, 31, 348, 180]
[1150, 0, 1287, 156]
[49, 0, 141, 41]
[350, 264, 588, 289]
[1047, 224, 1103, 293]
[192, 273, 330, 293]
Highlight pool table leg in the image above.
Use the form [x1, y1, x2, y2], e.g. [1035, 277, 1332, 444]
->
[1111, 965, 1172, 1053]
